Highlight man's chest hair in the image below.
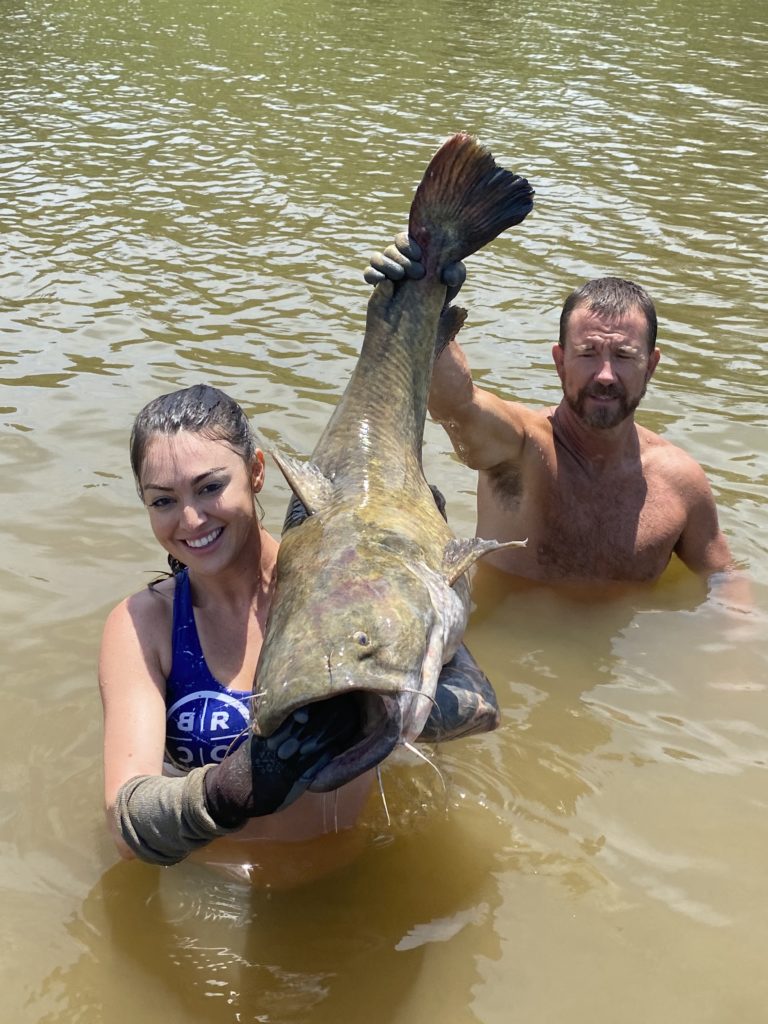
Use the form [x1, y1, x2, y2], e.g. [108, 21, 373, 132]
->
[538, 472, 686, 578]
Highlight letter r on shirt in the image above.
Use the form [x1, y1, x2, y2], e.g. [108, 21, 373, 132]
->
[210, 710, 229, 731]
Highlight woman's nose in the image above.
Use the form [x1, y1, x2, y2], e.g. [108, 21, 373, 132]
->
[180, 501, 205, 529]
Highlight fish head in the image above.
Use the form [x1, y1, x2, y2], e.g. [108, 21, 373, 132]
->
[254, 530, 465, 791]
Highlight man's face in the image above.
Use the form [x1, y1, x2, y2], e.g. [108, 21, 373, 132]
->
[552, 304, 660, 429]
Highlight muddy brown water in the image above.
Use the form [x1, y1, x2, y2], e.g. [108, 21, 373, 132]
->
[1, 0, 766, 1020]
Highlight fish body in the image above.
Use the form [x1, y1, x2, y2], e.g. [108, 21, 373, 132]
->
[254, 133, 534, 790]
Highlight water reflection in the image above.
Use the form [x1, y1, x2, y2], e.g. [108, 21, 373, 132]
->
[453, 561, 764, 899]
[33, 809, 505, 1024]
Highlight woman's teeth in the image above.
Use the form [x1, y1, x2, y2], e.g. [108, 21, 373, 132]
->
[186, 527, 223, 549]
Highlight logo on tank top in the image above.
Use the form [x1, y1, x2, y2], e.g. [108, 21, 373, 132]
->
[165, 690, 250, 770]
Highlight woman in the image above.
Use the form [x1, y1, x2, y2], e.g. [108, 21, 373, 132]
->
[100, 384, 372, 869]
[100, 384, 499, 871]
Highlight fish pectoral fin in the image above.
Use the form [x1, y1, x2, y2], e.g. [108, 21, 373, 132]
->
[270, 449, 335, 515]
[443, 536, 527, 587]
[435, 305, 468, 358]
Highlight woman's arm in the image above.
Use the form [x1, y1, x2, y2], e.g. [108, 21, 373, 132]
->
[99, 586, 241, 865]
[98, 587, 173, 858]
[99, 585, 363, 865]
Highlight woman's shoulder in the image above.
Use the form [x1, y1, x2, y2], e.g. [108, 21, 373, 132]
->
[100, 576, 178, 691]
[103, 576, 177, 645]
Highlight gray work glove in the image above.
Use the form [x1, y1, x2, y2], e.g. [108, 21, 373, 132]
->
[203, 694, 361, 827]
[115, 695, 361, 865]
[417, 644, 500, 743]
[363, 231, 467, 305]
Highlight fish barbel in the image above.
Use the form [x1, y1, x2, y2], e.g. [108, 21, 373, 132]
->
[254, 133, 534, 790]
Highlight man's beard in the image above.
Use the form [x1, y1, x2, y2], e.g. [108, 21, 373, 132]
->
[565, 380, 646, 429]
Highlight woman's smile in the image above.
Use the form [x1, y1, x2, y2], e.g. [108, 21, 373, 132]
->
[183, 526, 224, 550]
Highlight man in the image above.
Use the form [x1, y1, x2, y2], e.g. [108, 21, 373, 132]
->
[366, 235, 733, 584]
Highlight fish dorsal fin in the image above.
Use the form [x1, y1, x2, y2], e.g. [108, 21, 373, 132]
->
[270, 449, 335, 515]
[443, 536, 528, 587]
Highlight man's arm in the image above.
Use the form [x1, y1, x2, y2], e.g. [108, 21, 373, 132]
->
[676, 474, 755, 612]
[673, 459, 734, 577]
[428, 336, 534, 472]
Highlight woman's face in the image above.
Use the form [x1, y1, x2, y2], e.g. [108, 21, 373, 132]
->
[138, 430, 265, 574]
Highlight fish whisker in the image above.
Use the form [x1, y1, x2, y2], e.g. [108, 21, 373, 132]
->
[399, 686, 446, 737]
[248, 688, 267, 712]
[402, 740, 447, 800]
[222, 724, 252, 759]
[242, 689, 266, 705]
[400, 686, 440, 713]
[376, 765, 391, 828]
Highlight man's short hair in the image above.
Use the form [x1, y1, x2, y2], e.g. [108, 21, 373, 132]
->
[558, 277, 657, 351]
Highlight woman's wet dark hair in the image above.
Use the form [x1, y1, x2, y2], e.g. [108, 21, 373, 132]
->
[130, 384, 257, 499]
[558, 277, 658, 351]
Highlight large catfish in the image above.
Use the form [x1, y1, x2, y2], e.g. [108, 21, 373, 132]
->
[254, 133, 534, 791]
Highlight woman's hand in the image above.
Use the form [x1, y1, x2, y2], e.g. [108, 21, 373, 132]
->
[203, 695, 361, 827]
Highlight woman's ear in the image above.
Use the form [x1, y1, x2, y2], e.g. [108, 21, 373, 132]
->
[251, 449, 266, 494]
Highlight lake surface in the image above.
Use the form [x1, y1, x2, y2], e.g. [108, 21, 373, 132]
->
[1, 0, 766, 1020]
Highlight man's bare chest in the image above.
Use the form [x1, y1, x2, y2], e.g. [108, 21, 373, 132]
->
[541, 475, 683, 578]
[482, 452, 686, 581]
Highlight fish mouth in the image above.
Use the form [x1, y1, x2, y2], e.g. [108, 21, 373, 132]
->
[305, 692, 403, 793]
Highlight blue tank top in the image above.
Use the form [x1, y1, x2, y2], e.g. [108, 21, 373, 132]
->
[164, 569, 251, 771]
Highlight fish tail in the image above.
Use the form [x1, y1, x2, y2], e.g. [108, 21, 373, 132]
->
[407, 133, 534, 271]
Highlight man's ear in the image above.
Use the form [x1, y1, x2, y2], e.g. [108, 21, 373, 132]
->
[647, 347, 661, 380]
[251, 449, 266, 494]
[552, 343, 565, 383]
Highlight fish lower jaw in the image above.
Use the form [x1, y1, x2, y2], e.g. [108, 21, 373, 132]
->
[307, 692, 403, 793]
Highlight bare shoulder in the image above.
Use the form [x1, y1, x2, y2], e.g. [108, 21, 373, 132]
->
[103, 577, 174, 638]
[100, 578, 176, 690]
[638, 426, 733, 575]
[526, 403, 559, 434]
[476, 395, 554, 466]
[504, 402, 557, 460]
[639, 427, 713, 498]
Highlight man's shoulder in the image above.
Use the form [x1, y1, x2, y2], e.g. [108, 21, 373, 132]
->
[498, 399, 557, 438]
[478, 400, 555, 467]
[638, 427, 711, 493]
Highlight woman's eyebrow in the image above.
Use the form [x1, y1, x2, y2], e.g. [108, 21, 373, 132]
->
[143, 467, 227, 491]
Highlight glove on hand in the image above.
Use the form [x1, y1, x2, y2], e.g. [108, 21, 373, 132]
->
[364, 231, 467, 305]
[203, 694, 361, 827]
[419, 643, 501, 743]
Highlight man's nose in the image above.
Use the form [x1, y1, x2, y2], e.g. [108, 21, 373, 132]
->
[595, 357, 616, 384]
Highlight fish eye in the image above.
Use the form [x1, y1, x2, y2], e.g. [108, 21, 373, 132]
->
[352, 630, 370, 646]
